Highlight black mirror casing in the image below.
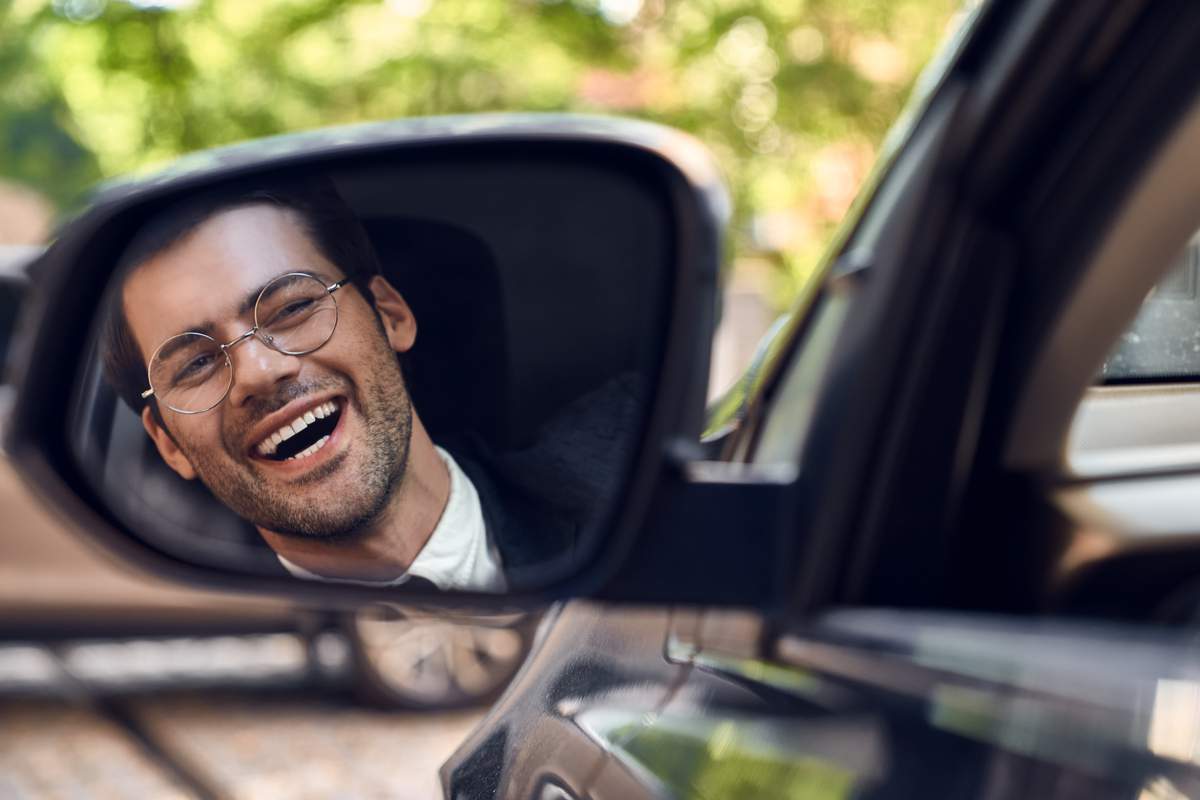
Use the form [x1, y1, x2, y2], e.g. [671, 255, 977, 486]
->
[5, 114, 793, 609]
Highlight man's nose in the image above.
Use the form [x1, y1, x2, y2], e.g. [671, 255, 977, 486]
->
[225, 335, 302, 408]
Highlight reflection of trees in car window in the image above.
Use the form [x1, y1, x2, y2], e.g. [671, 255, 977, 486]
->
[1102, 233, 1200, 382]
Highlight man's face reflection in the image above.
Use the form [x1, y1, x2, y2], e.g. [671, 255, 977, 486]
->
[123, 204, 416, 540]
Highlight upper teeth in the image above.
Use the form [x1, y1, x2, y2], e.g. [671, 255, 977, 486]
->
[256, 400, 338, 456]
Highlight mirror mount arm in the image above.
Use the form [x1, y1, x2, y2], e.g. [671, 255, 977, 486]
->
[597, 441, 798, 606]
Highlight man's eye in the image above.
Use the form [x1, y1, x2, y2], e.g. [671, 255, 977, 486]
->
[174, 352, 218, 384]
[267, 298, 316, 326]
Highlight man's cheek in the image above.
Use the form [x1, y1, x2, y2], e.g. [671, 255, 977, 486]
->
[180, 432, 242, 479]
[216, 421, 252, 464]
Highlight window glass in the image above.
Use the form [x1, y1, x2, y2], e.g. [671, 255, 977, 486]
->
[1072, 234, 1200, 478]
[1102, 233, 1200, 382]
[752, 287, 852, 465]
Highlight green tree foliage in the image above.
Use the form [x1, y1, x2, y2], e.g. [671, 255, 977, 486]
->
[0, 0, 100, 207]
[1, 0, 959, 301]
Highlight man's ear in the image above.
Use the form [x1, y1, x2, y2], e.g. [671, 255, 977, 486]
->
[367, 275, 417, 354]
[141, 406, 197, 481]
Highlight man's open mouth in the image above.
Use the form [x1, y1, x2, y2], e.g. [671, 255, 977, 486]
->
[254, 399, 344, 462]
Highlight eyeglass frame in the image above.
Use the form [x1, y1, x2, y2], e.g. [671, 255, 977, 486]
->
[140, 271, 354, 415]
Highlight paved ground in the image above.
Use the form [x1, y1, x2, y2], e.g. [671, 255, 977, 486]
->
[0, 637, 484, 799]
[1, 698, 195, 799]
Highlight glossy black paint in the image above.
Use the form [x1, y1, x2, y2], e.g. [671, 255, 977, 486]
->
[453, 605, 1200, 798]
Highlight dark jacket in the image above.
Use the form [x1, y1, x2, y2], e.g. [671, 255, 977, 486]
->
[446, 372, 644, 589]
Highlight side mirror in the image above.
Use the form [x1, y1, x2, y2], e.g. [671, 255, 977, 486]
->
[6, 115, 793, 607]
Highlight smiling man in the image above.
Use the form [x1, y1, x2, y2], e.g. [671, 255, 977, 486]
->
[100, 179, 505, 591]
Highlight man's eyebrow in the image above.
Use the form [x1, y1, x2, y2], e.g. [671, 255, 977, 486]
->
[164, 270, 337, 348]
[237, 275, 277, 318]
[167, 282, 264, 347]
[153, 325, 215, 363]
[250, 271, 332, 316]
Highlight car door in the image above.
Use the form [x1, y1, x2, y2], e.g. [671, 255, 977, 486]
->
[669, 1, 1200, 797]
[441, 3, 1200, 796]
[449, 1, 1200, 798]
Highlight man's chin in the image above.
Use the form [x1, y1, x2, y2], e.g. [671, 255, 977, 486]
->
[259, 516, 378, 544]
[247, 456, 401, 544]
[253, 490, 386, 543]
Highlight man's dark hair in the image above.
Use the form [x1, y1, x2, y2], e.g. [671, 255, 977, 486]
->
[101, 175, 382, 422]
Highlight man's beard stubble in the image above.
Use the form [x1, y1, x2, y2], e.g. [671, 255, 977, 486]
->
[181, 358, 414, 543]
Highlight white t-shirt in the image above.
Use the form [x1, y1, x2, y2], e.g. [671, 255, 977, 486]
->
[278, 447, 506, 592]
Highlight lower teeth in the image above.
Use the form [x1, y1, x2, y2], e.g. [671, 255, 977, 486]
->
[288, 435, 330, 461]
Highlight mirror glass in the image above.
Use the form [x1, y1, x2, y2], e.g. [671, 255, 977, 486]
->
[66, 152, 671, 593]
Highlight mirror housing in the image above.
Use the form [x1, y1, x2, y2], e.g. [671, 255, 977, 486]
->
[6, 114, 795, 609]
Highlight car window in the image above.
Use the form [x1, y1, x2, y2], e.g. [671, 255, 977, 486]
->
[750, 289, 852, 466]
[1070, 233, 1200, 477]
[1101, 233, 1200, 382]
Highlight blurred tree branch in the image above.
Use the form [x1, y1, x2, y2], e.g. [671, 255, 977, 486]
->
[1, 0, 959, 300]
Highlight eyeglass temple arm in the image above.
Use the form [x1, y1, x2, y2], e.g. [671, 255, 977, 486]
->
[142, 388, 155, 399]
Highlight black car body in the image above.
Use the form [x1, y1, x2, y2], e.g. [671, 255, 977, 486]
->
[439, 1, 1200, 797]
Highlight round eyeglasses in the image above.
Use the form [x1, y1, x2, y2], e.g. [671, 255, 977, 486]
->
[141, 272, 352, 414]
